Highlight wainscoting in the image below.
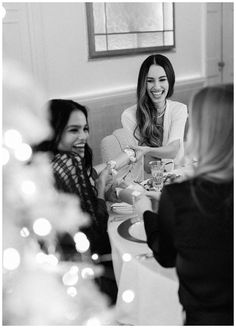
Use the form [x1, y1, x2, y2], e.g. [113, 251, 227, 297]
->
[75, 78, 205, 165]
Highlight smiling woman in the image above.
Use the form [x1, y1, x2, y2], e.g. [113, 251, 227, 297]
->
[121, 54, 188, 173]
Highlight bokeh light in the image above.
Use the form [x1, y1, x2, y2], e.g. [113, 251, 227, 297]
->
[20, 227, 30, 238]
[21, 180, 36, 195]
[66, 286, 77, 297]
[74, 232, 90, 253]
[122, 253, 132, 262]
[62, 267, 79, 286]
[14, 143, 32, 161]
[4, 129, 22, 149]
[33, 218, 52, 236]
[3, 248, 21, 270]
[122, 289, 135, 303]
[91, 253, 99, 261]
[81, 267, 95, 279]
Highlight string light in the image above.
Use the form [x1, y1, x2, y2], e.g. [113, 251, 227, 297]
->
[81, 267, 95, 279]
[122, 289, 135, 303]
[21, 180, 36, 195]
[66, 287, 77, 297]
[122, 253, 132, 262]
[33, 218, 52, 236]
[62, 267, 79, 286]
[74, 232, 90, 253]
[35, 252, 58, 266]
[2, 147, 10, 165]
[3, 248, 21, 270]
[14, 143, 32, 161]
[4, 129, 22, 149]
[91, 253, 99, 261]
[20, 227, 30, 238]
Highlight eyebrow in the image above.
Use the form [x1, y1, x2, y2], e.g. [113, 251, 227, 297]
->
[147, 75, 167, 78]
[66, 124, 88, 128]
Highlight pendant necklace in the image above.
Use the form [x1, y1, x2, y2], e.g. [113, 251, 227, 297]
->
[155, 103, 167, 119]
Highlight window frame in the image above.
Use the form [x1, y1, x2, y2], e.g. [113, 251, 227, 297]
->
[86, 2, 176, 59]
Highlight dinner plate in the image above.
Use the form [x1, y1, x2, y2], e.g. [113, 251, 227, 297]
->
[117, 218, 147, 243]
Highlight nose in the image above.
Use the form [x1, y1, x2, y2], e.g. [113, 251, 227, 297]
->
[78, 130, 88, 141]
[153, 79, 161, 90]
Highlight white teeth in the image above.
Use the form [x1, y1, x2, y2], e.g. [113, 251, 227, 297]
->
[74, 144, 85, 148]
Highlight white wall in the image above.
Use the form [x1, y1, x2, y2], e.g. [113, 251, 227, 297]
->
[3, 2, 206, 100]
[39, 2, 205, 99]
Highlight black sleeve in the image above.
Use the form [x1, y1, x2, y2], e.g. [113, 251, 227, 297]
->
[143, 186, 177, 268]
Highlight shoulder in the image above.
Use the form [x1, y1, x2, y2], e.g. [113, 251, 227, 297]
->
[52, 152, 81, 171]
[167, 99, 188, 116]
[121, 104, 137, 120]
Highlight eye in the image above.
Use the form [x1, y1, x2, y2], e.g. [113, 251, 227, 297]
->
[146, 78, 154, 83]
[68, 128, 78, 133]
[159, 77, 167, 82]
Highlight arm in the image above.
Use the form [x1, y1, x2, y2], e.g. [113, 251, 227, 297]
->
[140, 139, 180, 159]
[143, 187, 177, 268]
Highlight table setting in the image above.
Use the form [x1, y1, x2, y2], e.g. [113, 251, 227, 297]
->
[106, 161, 191, 325]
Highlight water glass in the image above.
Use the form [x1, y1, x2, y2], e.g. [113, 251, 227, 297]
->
[149, 160, 164, 191]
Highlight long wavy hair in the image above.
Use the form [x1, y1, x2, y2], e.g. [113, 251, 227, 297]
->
[186, 84, 233, 182]
[135, 54, 175, 146]
[34, 99, 93, 176]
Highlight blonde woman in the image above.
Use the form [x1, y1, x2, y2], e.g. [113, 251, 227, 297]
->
[135, 84, 233, 325]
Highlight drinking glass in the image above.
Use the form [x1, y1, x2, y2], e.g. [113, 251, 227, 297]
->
[149, 160, 164, 191]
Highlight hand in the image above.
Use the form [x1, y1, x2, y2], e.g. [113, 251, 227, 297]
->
[96, 167, 113, 199]
[134, 195, 152, 218]
[144, 190, 161, 201]
[129, 145, 150, 160]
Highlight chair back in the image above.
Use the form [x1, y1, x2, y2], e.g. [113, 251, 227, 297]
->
[100, 128, 143, 184]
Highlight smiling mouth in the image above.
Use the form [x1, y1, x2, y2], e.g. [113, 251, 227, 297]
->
[151, 90, 164, 98]
[73, 144, 85, 150]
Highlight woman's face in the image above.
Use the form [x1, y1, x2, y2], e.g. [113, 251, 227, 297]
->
[58, 110, 89, 158]
[146, 64, 169, 109]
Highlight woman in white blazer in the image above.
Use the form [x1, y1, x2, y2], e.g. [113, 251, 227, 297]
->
[121, 54, 188, 173]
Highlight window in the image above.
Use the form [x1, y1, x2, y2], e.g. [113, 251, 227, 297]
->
[86, 2, 175, 59]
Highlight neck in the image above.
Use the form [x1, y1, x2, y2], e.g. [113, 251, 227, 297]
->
[154, 101, 166, 114]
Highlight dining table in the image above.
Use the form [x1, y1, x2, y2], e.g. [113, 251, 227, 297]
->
[107, 208, 183, 325]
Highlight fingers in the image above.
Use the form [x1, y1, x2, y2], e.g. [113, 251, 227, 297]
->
[144, 190, 161, 200]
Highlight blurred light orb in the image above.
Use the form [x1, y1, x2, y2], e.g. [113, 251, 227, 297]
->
[62, 269, 79, 286]
[20, 227, 30, 238]
[67, 286, 77, 297]
[91, 253, 99, 261]
[4, 129, 22, 149]
[122, 253, 132, 262]
[74, 232, 90, 253]
[2, 147, 10, 165]
[86, 317, 101, 326]
[21, 180, 36, 195]
[122, 289, 135, 303]
[81, 267, 95, 279]
[33, 218, 52, 236]
[35, 252, 47, 264]
[47, 254, 58, 266]
[14, 143, 32, 161]
[3, 248, 21, 270]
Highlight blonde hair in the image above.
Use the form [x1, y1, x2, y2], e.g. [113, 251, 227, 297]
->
[186, 84, 233, 182]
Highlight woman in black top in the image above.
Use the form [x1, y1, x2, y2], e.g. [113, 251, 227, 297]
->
[34, 99, 141, 304]
[135, 84, 233, 325]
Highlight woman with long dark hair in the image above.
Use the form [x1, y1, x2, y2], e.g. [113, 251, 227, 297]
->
[121, 54, 188, 172]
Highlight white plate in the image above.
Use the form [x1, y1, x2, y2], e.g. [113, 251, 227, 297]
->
[128, 221, 147, 242]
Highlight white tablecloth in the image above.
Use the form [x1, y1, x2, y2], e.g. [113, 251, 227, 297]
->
[108, 213, 183, 325]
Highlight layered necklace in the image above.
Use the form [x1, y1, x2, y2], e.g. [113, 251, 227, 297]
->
[154, 102, 167, 121]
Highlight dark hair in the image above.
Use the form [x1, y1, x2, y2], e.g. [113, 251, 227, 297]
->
[34, 99, 93, 174]
[135, 54, 175, 146]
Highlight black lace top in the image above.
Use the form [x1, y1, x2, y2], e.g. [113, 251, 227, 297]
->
[51, 151, 110, 257]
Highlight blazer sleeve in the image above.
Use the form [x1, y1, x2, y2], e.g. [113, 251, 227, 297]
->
[143, 186, 177, 268]
[167, 103, 188, 145]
